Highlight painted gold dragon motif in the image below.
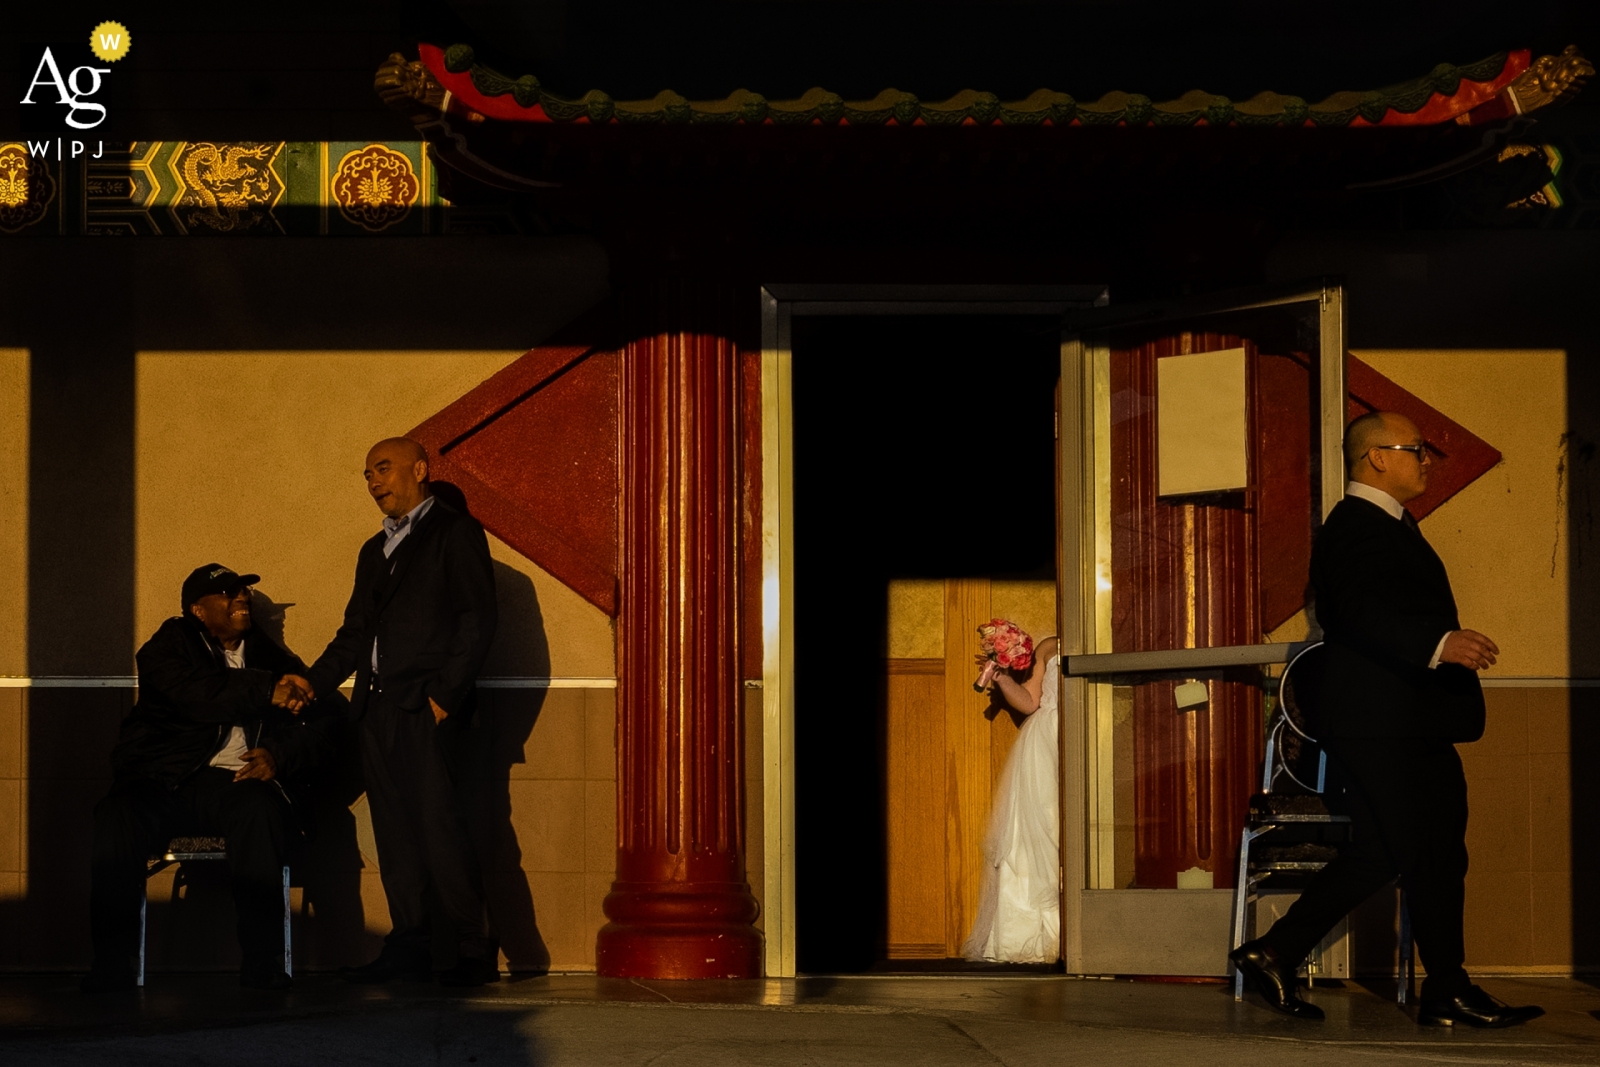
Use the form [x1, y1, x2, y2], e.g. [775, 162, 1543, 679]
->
[169, 142, 283, 233]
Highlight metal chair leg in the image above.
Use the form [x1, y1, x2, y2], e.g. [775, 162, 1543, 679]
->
[1231, 826, 1260, 1002]
[137, 884, 146, 988]
[1397, 887, 1413, 1006]
[282, 865, 292, 977]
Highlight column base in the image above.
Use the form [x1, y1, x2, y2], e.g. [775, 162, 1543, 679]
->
[597, 882, 764, 978]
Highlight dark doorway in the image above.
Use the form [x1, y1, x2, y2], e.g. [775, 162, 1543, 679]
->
[790, 314, 1060, 971]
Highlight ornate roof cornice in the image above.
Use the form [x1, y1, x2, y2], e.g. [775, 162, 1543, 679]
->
[380, 43, 1590, 131]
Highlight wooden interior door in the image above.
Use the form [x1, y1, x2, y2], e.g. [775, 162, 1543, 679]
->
[883, 578, 1045, 959]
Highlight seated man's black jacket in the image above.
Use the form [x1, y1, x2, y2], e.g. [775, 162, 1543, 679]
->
[112, 615, 344, 793]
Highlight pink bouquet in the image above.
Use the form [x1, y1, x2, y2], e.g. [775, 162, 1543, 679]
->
[973, 619, 1034, 692]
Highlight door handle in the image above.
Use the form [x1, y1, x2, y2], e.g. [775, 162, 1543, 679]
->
[1065, 642, 1317, 677]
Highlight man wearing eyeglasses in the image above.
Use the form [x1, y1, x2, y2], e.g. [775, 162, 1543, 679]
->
[1231, 411, 1543, 1028]
[83, 565, 329, 992]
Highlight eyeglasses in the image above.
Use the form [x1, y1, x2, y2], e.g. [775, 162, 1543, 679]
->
[1370, 444, 1431, 463]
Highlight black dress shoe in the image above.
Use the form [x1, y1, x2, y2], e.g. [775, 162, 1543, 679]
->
[340, 953, 432, 984]
[1418, 985, 1544, 1028]
[438, 956, 500, 987]
[79, 967, 138, 994]
[1228, 939, 1325, 1021]
[239, 963, 293, 990]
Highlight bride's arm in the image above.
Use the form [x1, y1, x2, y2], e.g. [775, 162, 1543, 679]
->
[992, 637, 1058, 716]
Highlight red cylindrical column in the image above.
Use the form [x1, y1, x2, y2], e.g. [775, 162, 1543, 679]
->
[596, 284, 763, 978]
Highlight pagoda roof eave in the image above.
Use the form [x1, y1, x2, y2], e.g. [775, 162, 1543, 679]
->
[389, 42, 1590, 132]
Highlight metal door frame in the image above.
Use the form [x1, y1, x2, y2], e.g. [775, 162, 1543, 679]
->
[758, 283, 1107, 976]
[1057, 280, 1345, 974]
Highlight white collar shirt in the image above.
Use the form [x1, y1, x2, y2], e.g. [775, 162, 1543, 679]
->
[382, 494, 435, 559]
[1344, 480, 1406, 521]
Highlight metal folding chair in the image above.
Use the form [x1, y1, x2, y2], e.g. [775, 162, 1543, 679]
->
[139, 836, 291, 987]
[1233, 643, 1342, 997]
[1230, 642, 1415, 1003]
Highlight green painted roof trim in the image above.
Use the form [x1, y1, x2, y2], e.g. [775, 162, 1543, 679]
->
[440, 44, 1510, 127]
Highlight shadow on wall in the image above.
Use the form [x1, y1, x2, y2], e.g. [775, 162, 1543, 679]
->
[408, 481, 556, 972]
[468, 557, 554, 974]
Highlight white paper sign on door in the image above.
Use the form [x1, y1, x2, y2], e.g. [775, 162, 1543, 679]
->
[1157, 347, 1247, 497]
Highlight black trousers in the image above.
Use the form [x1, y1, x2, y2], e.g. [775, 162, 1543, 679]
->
[360, 693, 491, 963]
[1263, 736, 1470, 1000]
[90, 767, 290, 969]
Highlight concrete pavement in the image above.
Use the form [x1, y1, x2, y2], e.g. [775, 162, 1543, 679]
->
[3, 973, 1597, 1065]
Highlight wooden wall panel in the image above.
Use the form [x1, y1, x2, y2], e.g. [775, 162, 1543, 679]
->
[884, 579, 1034, 960]
[943, 579, 993, 955]
[886, 659, 946, 958]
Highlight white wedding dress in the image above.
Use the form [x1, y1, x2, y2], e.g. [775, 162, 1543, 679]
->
[962, 654, 1061, 962]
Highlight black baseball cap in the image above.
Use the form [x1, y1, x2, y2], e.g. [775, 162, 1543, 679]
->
[181, 564, 261, 611]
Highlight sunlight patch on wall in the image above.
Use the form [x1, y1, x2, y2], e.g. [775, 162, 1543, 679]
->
[0, 350, 27, 677]
[1353, 350, 1567, 678]
[134, 351, 616, 677]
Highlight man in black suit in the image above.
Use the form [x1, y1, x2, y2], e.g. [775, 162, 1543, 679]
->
[85, 565, 333, 992]
[1230, 411, 1543, 1028]
[303, 437, 500, 986]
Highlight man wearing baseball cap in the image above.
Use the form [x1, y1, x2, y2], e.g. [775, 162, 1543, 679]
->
[82, 564, 333, 992]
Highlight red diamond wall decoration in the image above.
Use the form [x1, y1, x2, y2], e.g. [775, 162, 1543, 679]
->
[409, 339, 620, 615]
[1346, 355, 1502, 521]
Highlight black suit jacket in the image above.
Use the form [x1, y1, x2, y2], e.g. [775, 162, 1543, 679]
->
[307, 498, 498, 719]
[113, 615, 341, 789]
[1309, 495, 1485, 743]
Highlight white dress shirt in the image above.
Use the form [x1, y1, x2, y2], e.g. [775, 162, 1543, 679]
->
[1344, 480, 1450, 669]
[209, 643, 250, 770]
[382, 494, 435, 559]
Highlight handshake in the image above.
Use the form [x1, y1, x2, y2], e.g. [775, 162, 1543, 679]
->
[271, 674, 316, 713]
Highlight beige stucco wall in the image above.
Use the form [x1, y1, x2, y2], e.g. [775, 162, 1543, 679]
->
[133, 351, 615, 678]
[0, 350, 26, 676]
[1354, 350, 1567, 679]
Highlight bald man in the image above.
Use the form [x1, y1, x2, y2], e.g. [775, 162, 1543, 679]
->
[1230, 412, 1541, 1027]
[304, 438, 499, 986]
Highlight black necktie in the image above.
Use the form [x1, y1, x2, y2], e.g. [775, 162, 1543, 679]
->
[1401, 510, 1421, 534]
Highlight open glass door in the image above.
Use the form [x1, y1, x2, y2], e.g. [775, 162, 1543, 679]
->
[1057, 281, 1344, 976]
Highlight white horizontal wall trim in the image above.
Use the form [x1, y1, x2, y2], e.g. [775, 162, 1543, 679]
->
[0, 676, 138, 688]
[0, 676, 618, 689]
[477, 677, 616, 689]
[7, 675, 1591, 690]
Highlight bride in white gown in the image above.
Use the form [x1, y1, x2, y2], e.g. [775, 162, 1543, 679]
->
[962, 636, 1061, 962]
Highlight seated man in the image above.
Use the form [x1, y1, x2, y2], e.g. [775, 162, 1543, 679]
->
[83, 564, 338, 992]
